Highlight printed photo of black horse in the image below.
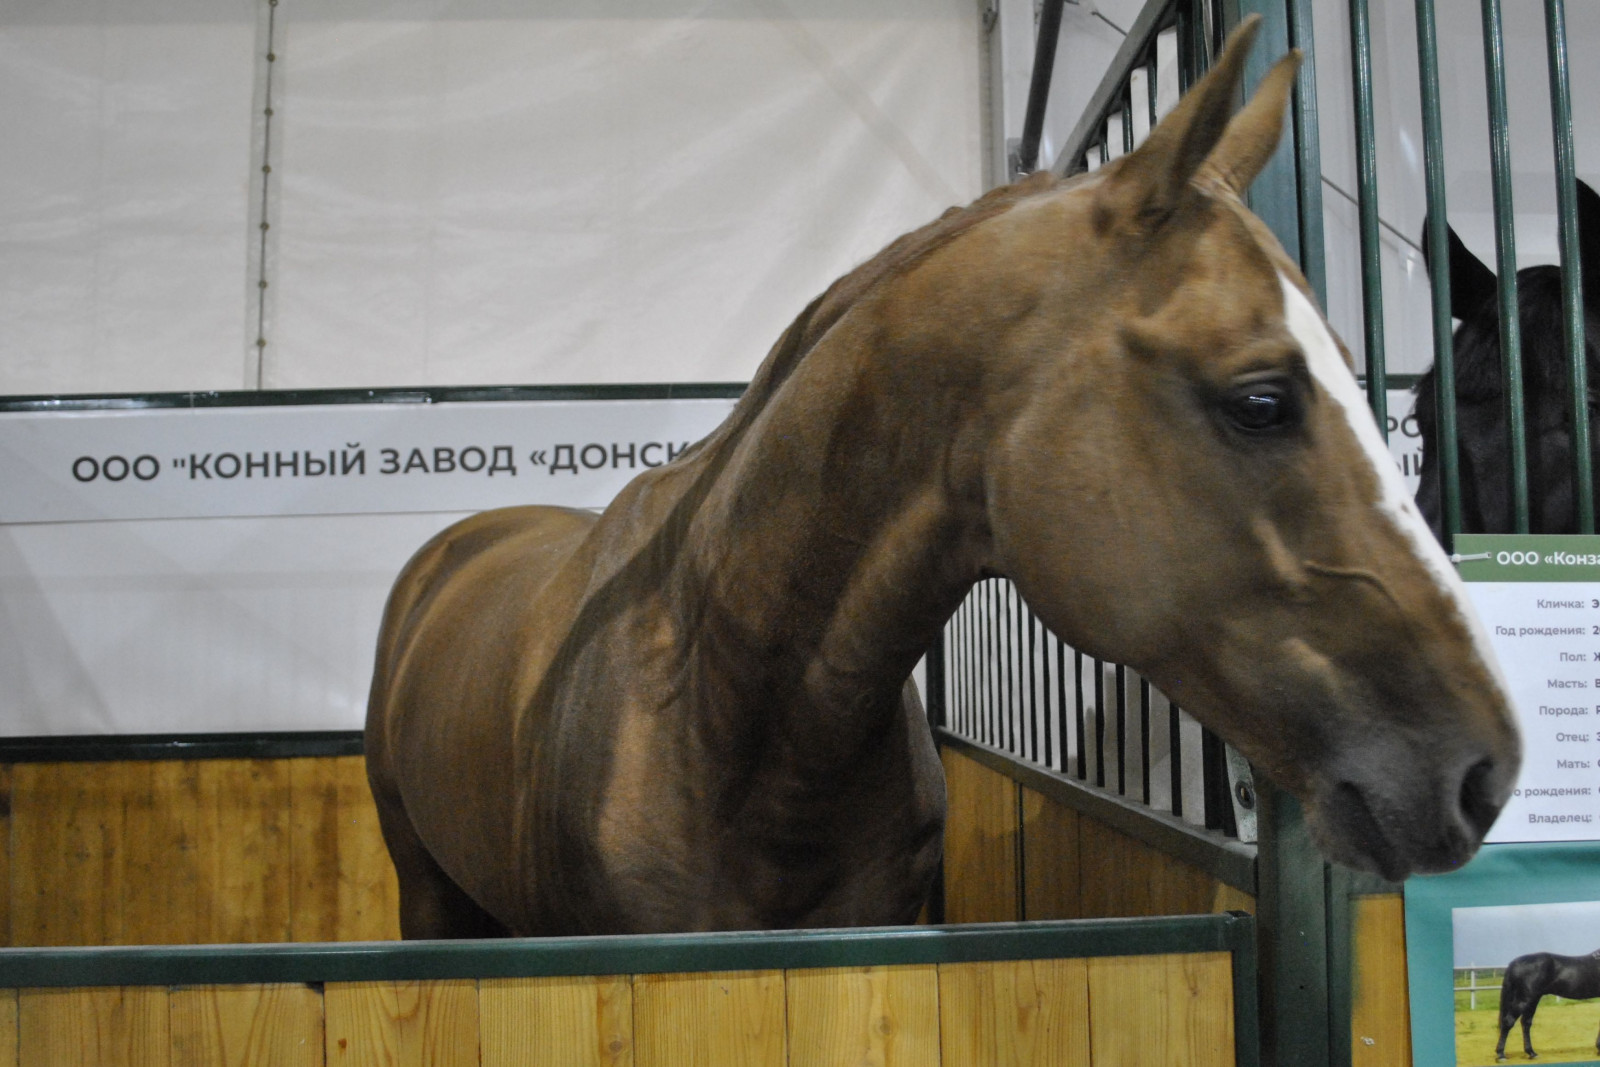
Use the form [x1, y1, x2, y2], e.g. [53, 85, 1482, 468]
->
[1454, 901, 1600, 1065]
[1494, 950, 1600, 1062]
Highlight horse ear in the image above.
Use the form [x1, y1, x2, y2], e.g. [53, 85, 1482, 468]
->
[1420, 219, 1498, 320]
[1577, 179, 1600, 315]
[1198, 51, 1301, 196]
[1093, 15, 1264, 231]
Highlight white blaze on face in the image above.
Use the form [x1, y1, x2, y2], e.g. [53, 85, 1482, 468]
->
[1278, 274, 1514, 706]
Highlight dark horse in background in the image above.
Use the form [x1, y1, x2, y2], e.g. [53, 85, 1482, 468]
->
[1414, 182, 1600, 538]
[1496, 950, 1600, 1061]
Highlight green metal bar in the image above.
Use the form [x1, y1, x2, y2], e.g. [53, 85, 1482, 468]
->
[0, 382, 749, 413]
[1324, 863, 1354, 1067]
[1257, 782, 1330, 1067]
[1545, 0, 1594, 533]
[1231, 912, 1264, 1067]
[1286, 0, 1326, 308]
[1348, 0, 1388, 436]
[1052, 0, 1180, 174]
[0, 731, 364, 763]
[936, 729, 1258, 894]
[1481, 0, 1530, 532]
[1415, 0, 1463, 543]
[1234, 0, 1301, 267]
[0, 914, 1257, 989]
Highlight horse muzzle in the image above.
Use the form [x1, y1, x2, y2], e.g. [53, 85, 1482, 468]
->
[1305, 741, 1519, 881]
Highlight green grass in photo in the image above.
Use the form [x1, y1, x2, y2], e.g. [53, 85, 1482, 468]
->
[1456, 997, 1600, 1066]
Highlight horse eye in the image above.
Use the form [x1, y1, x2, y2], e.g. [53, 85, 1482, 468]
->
[1224, 383, 1299, 435]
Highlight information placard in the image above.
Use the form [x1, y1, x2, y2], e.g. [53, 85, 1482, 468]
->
[1457, 534, 1600, 843]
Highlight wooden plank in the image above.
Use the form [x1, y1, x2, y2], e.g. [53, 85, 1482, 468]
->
[633, 970, 784, 1067]
[938, 958, 1090, 1067]
[1076, 816, 1250, 919]
[940, 748, 1019, 924]
[326, 980, 478, 1066]
[194, 760, 293, 944]
[1351, 894, 1410, 1067]
[11, 763, 122, 946]
[481, 976, 632, 1067]
[289, 757, 400, 942]
[1021, 787, 1081, 920]
[0, 765, 10, 947]
[785, 964, 939, 1067]
[1086, 952, 1234, 1067]
[17, 986, 169, 1066]
[170, 984, 323, 1066]
[0, 990, 17, 1067]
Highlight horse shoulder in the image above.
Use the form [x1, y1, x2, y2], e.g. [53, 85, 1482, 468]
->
[367, 504, 601, 923]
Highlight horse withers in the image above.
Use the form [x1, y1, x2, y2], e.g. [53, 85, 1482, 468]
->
[1496, 950, 1600, 1061]
[365, 18, 1520, 939]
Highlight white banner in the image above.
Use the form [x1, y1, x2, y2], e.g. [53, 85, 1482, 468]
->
[0, 395, 736, 737]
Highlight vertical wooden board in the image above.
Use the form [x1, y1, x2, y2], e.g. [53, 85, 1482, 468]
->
[785, 964, 939, 1067]
[1076, 816, 1221, 919]
[481, 975, 631, 1067]
[633, 970, 785, 1067]
[938, 958, 1090, 1067]
[11, 763, 123, 946]
[112, 760, 207, 946]
[1351, 895, 1411, 1067]
[195, 760, 293, 944]
[326, 980, 478, 1066]
[0, 990, 18, 1067]
[170, 984, 322, 1067]
[1086, 952, 1234, 1067]
[940, 748, 1018, 924]
[289, 757, 400, 942]
[0, 765, 11, 948]
[18, 986, 169, 1067]
[1021, 787, 1081, 921]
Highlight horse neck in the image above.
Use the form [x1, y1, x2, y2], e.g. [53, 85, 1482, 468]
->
[678, 319, 986, 740]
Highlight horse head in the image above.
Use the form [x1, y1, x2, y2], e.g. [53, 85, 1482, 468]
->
[904, 18, 1519, 880]
[1414, 181, 1600, 536]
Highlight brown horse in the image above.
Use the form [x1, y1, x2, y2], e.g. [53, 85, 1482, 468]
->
[366, 19, 1521, 939]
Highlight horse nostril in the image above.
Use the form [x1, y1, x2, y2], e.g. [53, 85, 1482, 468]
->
[1459, 757, 1503, 839]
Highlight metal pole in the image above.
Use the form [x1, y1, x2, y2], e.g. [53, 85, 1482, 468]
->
[1014, 0, 1067, 176]
[1482, 0, 1530, 531]
[1415, 0, 1463, 543]
[1349, 0, 1389, 435]
[1545, 0, 1593, 532]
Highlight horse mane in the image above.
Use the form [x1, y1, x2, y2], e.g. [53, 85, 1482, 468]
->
[683, 170, 1066, 462]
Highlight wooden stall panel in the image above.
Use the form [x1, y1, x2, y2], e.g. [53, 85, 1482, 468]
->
[0, 765, 11, 947]
[785, 964, 938, 1067]
[1351, 895, 1410, 1067]
[938, 958, 1090, 1066]
[326, 980, 478, 1067]
[940, 749, 1019, 924]
[287, 757, 400, 943]
[170, 984, 323, 1067]
[1086, 951, 1234, 1067]
[480, 976, 630, 1067]
[0, 990, 16, 1067]
[1021, 787, 1081, 920]
[633, 970, 784, 1067]
[17, 986, 169, 1067]
[1076, 817, 1253, 920]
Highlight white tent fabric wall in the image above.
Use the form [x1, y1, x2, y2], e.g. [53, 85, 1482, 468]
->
[0, 1, 259, 396]
[0, 0, 983, 396]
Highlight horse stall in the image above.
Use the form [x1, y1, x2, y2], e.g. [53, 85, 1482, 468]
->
[0, 0, 1577, 1064]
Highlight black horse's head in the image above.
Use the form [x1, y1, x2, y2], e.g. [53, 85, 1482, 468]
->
[1414, 180, 1600, 539]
